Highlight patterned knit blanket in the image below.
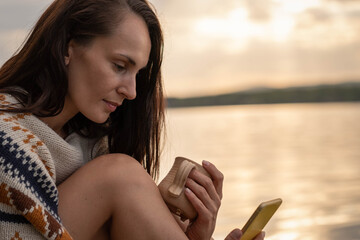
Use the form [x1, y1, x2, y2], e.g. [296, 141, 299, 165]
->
[0, 94, 72, 239]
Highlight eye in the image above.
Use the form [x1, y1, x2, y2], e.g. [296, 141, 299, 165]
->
[114, 63, 126, 72]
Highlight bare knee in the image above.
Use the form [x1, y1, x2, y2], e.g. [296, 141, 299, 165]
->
[58, 153, 156, 239]
[91, 154, 156, 199]
[94, 153, 152, 182]
[61, 153, 155, 203]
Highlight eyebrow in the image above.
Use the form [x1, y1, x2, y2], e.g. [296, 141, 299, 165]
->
[118, 54, 137, 66]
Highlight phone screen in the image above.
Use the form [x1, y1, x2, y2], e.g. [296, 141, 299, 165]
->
[241, 198, 282, 240]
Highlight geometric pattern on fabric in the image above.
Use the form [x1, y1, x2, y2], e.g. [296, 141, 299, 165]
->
[0, 94, 72, 239]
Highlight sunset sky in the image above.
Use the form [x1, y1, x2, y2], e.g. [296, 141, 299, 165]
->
[1, 0, 360, 97]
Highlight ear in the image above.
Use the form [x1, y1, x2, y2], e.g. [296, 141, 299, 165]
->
[64, 40, 75, 66]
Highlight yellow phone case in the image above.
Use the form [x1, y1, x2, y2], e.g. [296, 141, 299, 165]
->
[241, 198, 282, 240]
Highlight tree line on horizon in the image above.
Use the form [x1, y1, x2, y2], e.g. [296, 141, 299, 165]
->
[166, 82, 360, 108]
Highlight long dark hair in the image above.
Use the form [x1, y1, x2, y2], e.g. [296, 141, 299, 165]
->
[0, 0, 165, 180]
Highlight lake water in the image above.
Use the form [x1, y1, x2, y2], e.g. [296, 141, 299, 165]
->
[160, 102, 360, 240]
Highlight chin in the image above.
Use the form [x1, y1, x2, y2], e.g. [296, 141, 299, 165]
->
[93, 117, 109, 124]
[84, 113, 109, 124]
[93, 119, 108, 124]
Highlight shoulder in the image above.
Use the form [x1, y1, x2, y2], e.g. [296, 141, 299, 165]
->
[0, 92, 24, 110]
[0, 94, 64, 238]
[0, 93, 56, 179]
[0, 93, 32, 129]
[0, 93, 41, 152]
[0, 93, 36, 149]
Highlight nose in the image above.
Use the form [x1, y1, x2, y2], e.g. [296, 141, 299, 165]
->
[117, 73, 137, 100]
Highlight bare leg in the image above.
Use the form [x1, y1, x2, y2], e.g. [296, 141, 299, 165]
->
[58, 154, 187, 240]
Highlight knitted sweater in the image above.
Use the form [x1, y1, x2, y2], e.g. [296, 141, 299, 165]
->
[0, 94, 103, 239]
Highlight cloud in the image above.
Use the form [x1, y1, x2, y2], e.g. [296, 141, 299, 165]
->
[157, 0, 360, 96]
[164, 37, 360, 96]
[155, 0, 241, 18]
[242, 0, 276, 22]
[0, 0, 48, 5]
[0, 29, 28, 65]
[0, 1, 50, 30]
[298, 8, 332, 23]
[291, 5, 360, 49]
[324, 0, 360, 3]
[0, 1, 51, 65]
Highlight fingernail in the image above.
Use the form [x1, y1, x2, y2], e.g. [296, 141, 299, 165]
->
[185, 187, 192, 194]
[261, 232, 266, 238]
[233, 229, 242, 238]
[202, 160, 210, 166]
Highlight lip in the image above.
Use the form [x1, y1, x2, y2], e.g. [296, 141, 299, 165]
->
[104, 100, 121, 112]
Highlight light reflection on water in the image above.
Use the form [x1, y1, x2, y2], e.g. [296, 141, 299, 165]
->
[161, 103, 360, 240]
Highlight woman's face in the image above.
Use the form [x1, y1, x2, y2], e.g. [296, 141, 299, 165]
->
[65, 12, 151, 123]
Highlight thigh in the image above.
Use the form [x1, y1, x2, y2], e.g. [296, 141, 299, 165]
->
[57, 154, 135, 240]
[58, 153, 187, 240]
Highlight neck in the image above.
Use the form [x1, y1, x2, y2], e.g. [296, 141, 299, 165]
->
[39, 97, 78, 138]
[40, 115, 69, 138]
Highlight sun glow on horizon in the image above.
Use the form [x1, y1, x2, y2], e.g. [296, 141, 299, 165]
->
[194, 8, 259, 52]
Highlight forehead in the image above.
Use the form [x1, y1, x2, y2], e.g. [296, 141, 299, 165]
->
[94, 12, 151, 67]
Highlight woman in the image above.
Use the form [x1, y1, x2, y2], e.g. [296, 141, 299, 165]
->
[0, 0, 265, 239]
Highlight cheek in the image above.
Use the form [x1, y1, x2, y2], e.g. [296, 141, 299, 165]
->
[67, 52, 117, 100]
[87, 68, 117, 95]
[68, 61, 105, 92]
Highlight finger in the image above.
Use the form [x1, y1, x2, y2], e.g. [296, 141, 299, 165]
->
[188, 169, 220, 205]
[184, 187, 209, 218]
[185, 177, 219, 212]
[202, 160, 224, 199]
[253, 231, 265, 240]
[171, 213, 189, 232]
[224, 228, 242, 240]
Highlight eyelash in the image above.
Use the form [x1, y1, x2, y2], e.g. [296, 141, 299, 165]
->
[114, 63, 126, 72]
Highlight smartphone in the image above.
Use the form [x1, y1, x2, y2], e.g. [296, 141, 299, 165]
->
[241, 198, 282, 240]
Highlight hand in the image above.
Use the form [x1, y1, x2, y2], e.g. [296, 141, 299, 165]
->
[184, 160, 224, 240]
[224, 229, 265, 240]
